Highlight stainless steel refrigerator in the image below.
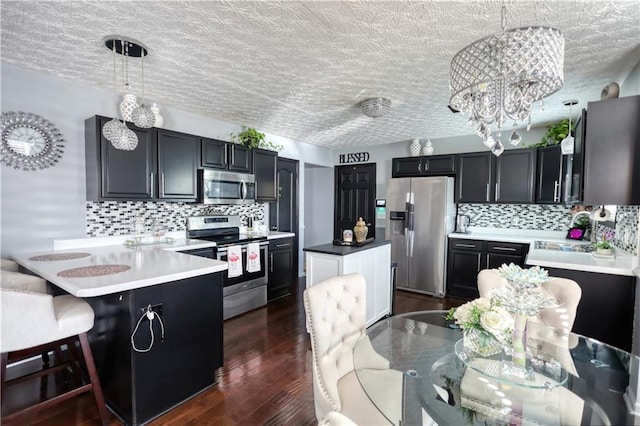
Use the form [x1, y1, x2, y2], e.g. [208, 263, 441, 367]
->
[385, 177, 455, 297]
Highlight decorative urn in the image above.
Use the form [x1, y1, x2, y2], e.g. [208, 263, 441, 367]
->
[353, 217, 369, 242]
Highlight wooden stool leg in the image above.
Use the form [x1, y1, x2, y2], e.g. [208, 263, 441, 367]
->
[78, 333, 109, 426]
[1, 352, 7, 405]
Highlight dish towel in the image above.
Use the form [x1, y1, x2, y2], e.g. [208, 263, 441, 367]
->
[226, 245, 243, 278]
[246, 242, 261, 273]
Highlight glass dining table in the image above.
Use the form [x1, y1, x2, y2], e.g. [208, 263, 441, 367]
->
[353, 310, 640, 426]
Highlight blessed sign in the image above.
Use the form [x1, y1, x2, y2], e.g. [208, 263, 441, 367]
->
[339, 152, 370, 163]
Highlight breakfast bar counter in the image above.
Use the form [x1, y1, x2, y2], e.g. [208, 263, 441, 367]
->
[12, 242, 228, 426]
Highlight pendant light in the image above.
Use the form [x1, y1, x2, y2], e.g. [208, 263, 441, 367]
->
[130, 51, 156, 128]
[560, 100, 578, 155]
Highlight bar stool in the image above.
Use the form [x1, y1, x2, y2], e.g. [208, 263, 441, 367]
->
[1, 271, 109, 425]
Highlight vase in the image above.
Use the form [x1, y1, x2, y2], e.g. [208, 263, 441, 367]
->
[423, 139, 434, 156]
[120, 93, 138, 122]
[409, 139, 421, 157]
[150, 103, 164, 127]
[512, 313, 528, 367]
[353, 217, 368, 242]
[463, 328, 502, 357]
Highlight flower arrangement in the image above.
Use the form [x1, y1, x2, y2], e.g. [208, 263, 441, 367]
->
[446, 298, 513, 355]
[596, 229, 615, 250]
[491, 263, 556, 316]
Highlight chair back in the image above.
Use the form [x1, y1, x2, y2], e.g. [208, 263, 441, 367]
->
[477, 269, 582, 331]
[303, 273, 366, 420]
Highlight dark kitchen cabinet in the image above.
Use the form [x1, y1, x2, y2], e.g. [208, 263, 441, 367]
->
[485, 241, 528, 269]
[157, 129, 198, 199]
[447, 239, 483, 299]
[85, 116, 198, 201]
[456, 149, 536, 203]
[494, 148, 536, 203]
[456, 152, 494, 202]
[201, 138, 251, 173]
[447, 238, 529, 299]
[537, 267, 635, 352]
[268, 237, 294, 301]
[583, 95, 640, 205]
[536, 145, 564, 203]
[391, 155, 455, 177]
[252, 148, 278, 202]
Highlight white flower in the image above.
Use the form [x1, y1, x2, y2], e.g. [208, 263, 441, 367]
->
[473, 297, 491, 311]
[454, 303, 473, 324]
[480, 309, 512, 337]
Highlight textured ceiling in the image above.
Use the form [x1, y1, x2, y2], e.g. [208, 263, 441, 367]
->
[1, 1, 639, 149]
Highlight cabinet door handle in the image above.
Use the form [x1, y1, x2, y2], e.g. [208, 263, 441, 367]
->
[486, 183, 490, 201]
[269, 253, 274, 273]
[553, 180, 560, 202]
[424, 161, 429, 171]
[150, 173, 154, 196]
[417, 162, 421, 172]
[495, 183, 498, 200]
[276, 243, 290, 248]
[160, 173, 165, 197]
[492, 247, 517, 252]
[455, 243, 477, 248]
[224, 144, 228, 165]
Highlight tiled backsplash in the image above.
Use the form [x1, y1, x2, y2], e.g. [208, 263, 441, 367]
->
[86, 202, 266, 237]
[458, 203, 639, 255]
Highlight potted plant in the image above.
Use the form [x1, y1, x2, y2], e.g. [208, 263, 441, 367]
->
[596, 229, 615, 255]
[229, 127, 284, 151]
[528, 119, 576, 148]
[230, 127, 265, 149]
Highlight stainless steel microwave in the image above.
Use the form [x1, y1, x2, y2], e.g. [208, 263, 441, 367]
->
[198, 170, 255, 204]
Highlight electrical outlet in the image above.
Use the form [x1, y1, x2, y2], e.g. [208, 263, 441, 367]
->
[141, 303, 163, 318]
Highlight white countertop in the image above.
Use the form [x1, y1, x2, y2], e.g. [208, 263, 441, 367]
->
[15, 237, 227, 298]
[448, 227, 637, 277]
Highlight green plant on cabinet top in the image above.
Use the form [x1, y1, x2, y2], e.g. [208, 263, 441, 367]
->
[529, 118, 576, 148]
[230, 126, 283, 151]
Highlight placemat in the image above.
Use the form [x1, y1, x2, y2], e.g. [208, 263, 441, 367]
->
[57, 264, 130, 278]
[29, 252, 91, 261]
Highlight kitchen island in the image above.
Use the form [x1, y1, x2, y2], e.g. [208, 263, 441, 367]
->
[12, 242, 227, 426]
[304, 239, 392, 326]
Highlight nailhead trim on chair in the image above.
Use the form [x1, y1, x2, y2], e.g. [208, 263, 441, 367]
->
[304, 290, 340, 412]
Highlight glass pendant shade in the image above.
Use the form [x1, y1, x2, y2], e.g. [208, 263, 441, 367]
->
[131, 104, 156, 128]
[102, 118, 123, 142]
[110, 127, 139, 151]
[449, 5, 564, 156]
[120, 93, 138, 122]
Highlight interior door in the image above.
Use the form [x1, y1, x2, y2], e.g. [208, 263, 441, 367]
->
[269, 157, 299, 278]
[334, 163, 376, 241]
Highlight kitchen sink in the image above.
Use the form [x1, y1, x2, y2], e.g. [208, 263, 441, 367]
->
[534, 240, 595, 252]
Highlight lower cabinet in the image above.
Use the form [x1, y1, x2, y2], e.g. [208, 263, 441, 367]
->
[536, 267, 635, 352]
[447, 238, 529, 299]
[267, 237, 294, 301]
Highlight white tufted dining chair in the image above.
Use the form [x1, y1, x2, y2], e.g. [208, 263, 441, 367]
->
[477, 268, 582, 376]
[303, 273, 403, 425]
[0, 271, 109, 425]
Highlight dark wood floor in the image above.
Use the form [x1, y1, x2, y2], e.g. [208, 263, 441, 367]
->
[2, 280, 465, 425]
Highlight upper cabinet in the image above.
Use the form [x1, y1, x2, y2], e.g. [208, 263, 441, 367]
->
[252, 148, 278, 202]
[456, 149, 536, 203]
[583, 95, 640, 205]
[201, 138, 251, 173]
[86, 116, 198, 201]
[456, 152, 494, 202]
[391, 155, 455, 177]
[494, 148, 536, 203]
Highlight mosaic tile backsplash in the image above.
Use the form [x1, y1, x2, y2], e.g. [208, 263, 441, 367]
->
[458, 203, 638, 255]
[86, 202, 266, 237]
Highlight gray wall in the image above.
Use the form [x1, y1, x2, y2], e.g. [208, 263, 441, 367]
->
[620, 56, 640, 97]
[0, 63, 334, 268]
[303, 165, 334, 247]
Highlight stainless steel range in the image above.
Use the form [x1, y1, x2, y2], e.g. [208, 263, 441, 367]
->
[185, 215, 268, 320]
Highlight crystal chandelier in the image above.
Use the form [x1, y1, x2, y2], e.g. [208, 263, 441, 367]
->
[449, 4, 564, 156]
[360, 97, 391, 118]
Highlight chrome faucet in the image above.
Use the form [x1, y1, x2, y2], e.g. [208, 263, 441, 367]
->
[569, 211, 595, 242]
